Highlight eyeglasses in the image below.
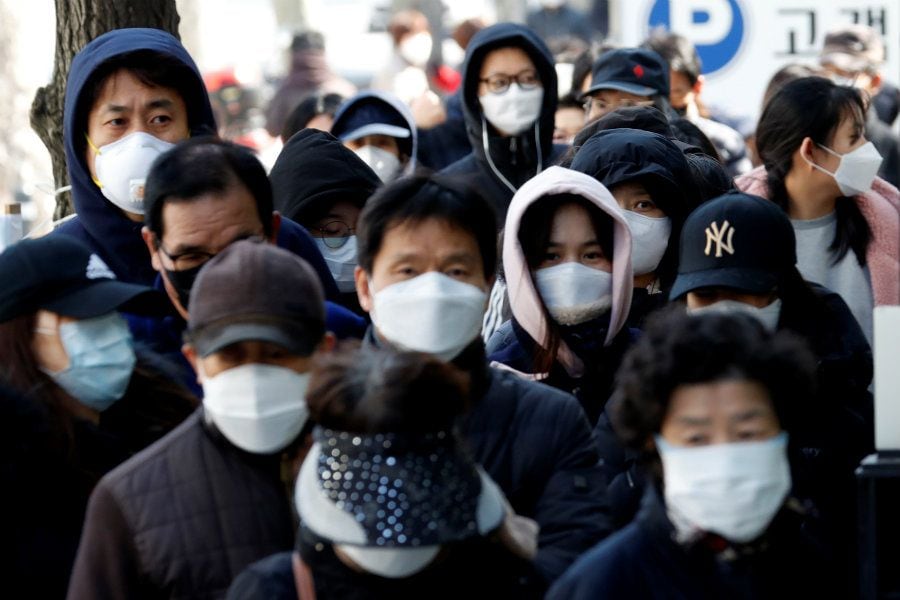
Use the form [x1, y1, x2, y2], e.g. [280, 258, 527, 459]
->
[156, 234, 264, 270]
[583, 96, 655, 114]
[479, 70, 540, 94]
[315, 220, 355, 249]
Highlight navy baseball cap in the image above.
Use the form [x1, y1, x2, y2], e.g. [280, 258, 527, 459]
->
[0, 236, 166, 321]
[669, 192, 797, 300]
[585, 48, 669, 98]
[332, 98, 411, 144]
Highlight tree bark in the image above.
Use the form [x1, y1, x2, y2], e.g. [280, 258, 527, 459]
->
[30, 0, 181, 220]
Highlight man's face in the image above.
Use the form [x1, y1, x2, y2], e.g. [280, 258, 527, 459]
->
[669, 71, 697, 111]
[821, 63, 881, 96]
[85, 68, 190, 183]
[141, 181, 277, 319]
[354, 217, 489, 314]
[584, 89, 654, 122]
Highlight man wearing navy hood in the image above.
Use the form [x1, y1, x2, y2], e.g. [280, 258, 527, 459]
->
[441, 23, 566, 222]
[54, 28, 338, 298]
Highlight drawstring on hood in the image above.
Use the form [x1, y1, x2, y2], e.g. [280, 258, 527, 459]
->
[481, 118, 544, 194]
[503, 166, 634, 376]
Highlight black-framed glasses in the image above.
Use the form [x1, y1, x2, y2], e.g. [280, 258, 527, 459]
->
[479, 70, 540, 94]
[315, 220, 355, 249]
[156, 234, 265, 270]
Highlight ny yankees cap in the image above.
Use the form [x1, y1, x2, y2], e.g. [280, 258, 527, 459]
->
[669, 192, 797, 300]
[0, 235, 166, 321]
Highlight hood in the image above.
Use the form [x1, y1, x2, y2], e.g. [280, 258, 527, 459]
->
[63, 28, 216, 284]
[269, 129, 380, 225]
[503, 166, 633, 375]
[330, 90, 418, 173]
[460, 23, 557, 187]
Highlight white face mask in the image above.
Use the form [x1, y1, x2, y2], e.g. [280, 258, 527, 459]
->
[688, 298, 782, 332]
[93, 131, 176, 214]
[371, 272, 487, 361]
[202, 363, 310, 454]
[807, 141, 883, 197]
[354, 145, 402, 183]
[399, 32, 432, 67]
[623, 211, 671, 276]
[534, 262, 613, 326]
[479, 85, 543, 136]
[314, 236, 358, 293]
[656, 433, 791, 543]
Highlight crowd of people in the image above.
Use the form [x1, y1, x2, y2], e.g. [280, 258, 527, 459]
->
[2, 7, 899, 599]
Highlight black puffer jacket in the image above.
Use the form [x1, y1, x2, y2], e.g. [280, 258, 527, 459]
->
[440, 23, 567, 222]
[67, 410, 295, 600]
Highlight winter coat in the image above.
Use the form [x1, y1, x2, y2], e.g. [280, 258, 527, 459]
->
[866, 107, 900, 188]
[439, 23, 567, 222]
[53, 28, 340, 300]
[364, 332, 612, 587]
[67, 410, 296, 600]
[546, 486, 835, 600]
[416, 92, 471, 171]
[735, 165, 900, 306]
[487, 166, 635, 424]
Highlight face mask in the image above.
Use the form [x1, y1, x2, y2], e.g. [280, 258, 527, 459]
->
[164, 262, 205, 311]
[806, 141, 883, 197]
[371, 272, 487, 361]
[534, 262, 613, 326]
[354, 145, 402, 183]
[479, 85, 543, 136]
[92, 132, 176, 214]
[43, 313, 136, 411]
[314, 236, 358, 293]
[656, 433, 791, 543]
[689, 298, 782, 332]
[623, 211, 671, 276]
[399, 32, 432, 67]
[202, 363, 311, 454]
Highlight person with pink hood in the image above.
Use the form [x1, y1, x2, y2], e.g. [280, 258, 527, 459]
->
[487, 166, 635, 425]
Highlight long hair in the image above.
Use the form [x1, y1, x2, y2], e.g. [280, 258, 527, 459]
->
[756, 76, 871, 265]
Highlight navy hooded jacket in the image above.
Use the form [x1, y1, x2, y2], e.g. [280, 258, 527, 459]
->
[53, 28, 339, 299]
[440, 23, 567, 222]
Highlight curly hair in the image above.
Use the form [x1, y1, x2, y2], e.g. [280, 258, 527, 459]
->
[611, 306, 817, 452]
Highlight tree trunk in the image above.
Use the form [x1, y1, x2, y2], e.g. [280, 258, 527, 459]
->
[30, 0, 181, 220]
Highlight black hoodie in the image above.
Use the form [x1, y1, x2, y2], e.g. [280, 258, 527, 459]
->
[440, 23, 566, 222]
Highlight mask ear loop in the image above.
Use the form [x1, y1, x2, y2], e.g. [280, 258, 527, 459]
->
[534, 120, 543, 177]
[801, 140, 839, 178]
[481, 115, 518, 195]
[85, 134, 104, 188]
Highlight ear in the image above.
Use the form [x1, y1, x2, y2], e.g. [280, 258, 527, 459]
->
[355, 266, 373, 313]
[693, 74, 704, 96]
[270, 212, 282, 243]
[181, 343, 200, 383]
[142, 226, 162, 272]
[797, 137, 817, 171]
[870, 73, 883, 95]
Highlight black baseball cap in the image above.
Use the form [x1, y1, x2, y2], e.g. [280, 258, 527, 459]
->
[186, 239, 326, 357]
[669, 192, 796, 300]
[584, 48, 669, 98]
[0, 235, 166, 322]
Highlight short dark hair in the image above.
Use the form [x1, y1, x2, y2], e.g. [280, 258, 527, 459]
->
[686, 153, 735, 206]
[77, 50, 212, 160]
[611, 307, 817, 452]
[642, 31, 702, 85]
[306, 343, 470, 434]
[144, 137, 274, 240]
[356, 173, 498, 278]
[669, 117, 721, 161]
[280, 91, 345, 142]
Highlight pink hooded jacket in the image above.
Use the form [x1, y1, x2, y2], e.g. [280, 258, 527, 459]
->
[735, 166, 900, 306]
[502, 166, 634, 377]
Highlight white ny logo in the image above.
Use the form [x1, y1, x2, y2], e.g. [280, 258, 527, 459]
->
[704, 220, 735, 257]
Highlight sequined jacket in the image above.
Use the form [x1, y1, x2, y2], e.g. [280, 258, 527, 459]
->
[66, 409, 296, 600]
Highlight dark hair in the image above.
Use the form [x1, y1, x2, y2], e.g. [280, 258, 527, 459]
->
[356, 173, 498, 278]
[76, 50, 211, 161]
[642, 31, 702, 85]
[556, 105, 674, 168]
[291, 30, 325, 52]
[306, 344, 470, 434]
[518, 194, 614, 373]
[669, 117, 720, 161]
[557, 91, 583, 111]
[280, 92, 344, 141]
[761, 64, 822, 111]
[144, 137, 274, 240]
[756, 76, 871, 265]
[612, 307, 817, 453]
[686, 153, 735, 206]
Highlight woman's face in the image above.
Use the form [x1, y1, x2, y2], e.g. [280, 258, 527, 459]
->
[610, 181, 666, 218]
[537, 202, 612, 272]
[806, 112, 868, 180]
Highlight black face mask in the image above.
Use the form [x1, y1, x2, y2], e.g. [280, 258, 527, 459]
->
[164, 263, 205, 311]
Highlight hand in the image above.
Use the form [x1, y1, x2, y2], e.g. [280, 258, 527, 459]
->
[410, 91, 446, 129]
[496, 499, 539, 560]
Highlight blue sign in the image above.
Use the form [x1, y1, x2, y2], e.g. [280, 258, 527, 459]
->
[648, 0, 746, 74]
